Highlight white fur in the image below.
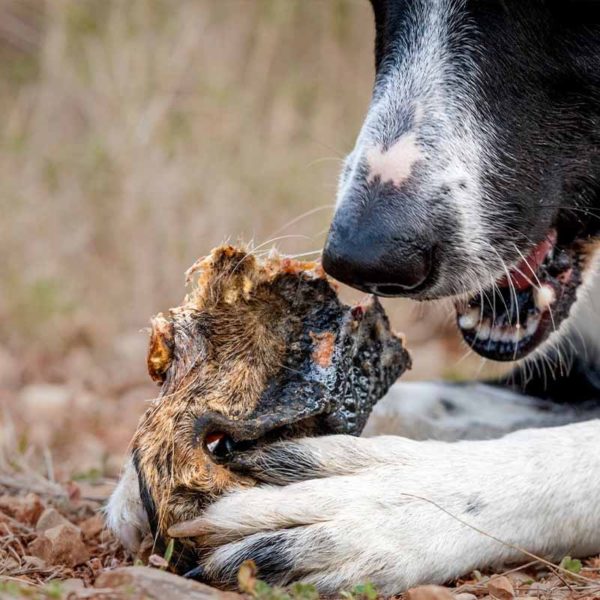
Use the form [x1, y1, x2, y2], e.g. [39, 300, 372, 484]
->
[363, 381, 600, 441]
[196, 420, 600, 595]
[105, 458, 148, 552]
[366, 134, 424, 187]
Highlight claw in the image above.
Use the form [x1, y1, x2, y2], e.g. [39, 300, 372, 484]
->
[183, 565, 206, 580]
[168, 518, 208, 538]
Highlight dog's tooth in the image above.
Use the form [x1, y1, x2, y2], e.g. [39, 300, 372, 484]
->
[514, 325, 525, 342]
[526, 316, 541, 336]
[477, 321, 491, 341]
[533, 285, 556, 311]
[501, 328, 513, 343]
[458, 308, 479, 330]
[490, 325, 503, 342]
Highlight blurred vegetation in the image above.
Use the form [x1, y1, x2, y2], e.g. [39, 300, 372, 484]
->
[0, 0, 492, 394]
[0, 0, 375, 356]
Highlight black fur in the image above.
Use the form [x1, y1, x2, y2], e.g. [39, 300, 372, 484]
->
[323, 0, 600, 404]
[467, 1, 600, 250]
[132, 448, 158, 538]
[502, 350, 600, 405]
[204, 532, 297, 588]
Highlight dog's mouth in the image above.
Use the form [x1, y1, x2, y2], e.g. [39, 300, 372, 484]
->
[456, 229, 584, 361]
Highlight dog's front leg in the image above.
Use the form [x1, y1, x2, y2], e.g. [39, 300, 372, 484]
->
[172, 420, 600, 595]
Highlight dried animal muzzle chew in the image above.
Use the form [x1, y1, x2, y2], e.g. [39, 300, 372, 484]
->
[131, 245, 411, 572]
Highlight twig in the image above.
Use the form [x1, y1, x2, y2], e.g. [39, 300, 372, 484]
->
[0, 475, 66, 500]
[401, 492, 599, 586]
[454, 560, 539, 593]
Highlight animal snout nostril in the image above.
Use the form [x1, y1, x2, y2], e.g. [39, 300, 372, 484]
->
[195, 413, 235, 459]
[323, 230, 435, 296]
[194, 413, 256, 464]
[367, 282, 424, 297]
[384, 244, 433, 291]
[205, 432, 235, 461]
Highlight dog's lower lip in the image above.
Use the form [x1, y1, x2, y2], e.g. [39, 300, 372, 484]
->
[456, 233, 582, 361]
[459, 310, 548, 361]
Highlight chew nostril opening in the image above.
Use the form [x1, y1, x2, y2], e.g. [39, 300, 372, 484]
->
[195, 412, 264, 462]
[204, 432, 235, 461]
[202, 431, 255, 465]
[194, 407, 327, 466]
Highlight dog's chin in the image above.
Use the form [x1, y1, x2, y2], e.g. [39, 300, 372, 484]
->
[455, 229, 593, 362]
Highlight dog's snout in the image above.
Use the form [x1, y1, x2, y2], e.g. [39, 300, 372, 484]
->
[323, 225, 435, 296]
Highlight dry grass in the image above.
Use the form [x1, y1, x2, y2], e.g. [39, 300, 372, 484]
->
[0, 0, 377, 355]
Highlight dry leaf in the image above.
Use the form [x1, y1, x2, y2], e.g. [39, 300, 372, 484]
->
[237, 560, 257, 594]
[488, 576, 514, 600]
[405, 584, 454, 600]
[149, 554, 170, 569]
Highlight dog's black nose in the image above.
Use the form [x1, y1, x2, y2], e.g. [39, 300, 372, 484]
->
[322, 224, 435, 296]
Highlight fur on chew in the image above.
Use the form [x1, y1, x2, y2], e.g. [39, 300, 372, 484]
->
[111, 245, 409, 573]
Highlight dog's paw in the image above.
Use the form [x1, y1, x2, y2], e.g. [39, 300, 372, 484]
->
[168, 435, 508, 594]
[170, 425, 600, 595]
[105, 458, 149, 552]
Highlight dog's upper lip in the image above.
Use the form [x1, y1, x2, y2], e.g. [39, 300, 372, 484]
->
[497, 229, 557, 291]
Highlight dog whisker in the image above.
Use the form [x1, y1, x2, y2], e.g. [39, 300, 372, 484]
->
[268, 204, 336, 238]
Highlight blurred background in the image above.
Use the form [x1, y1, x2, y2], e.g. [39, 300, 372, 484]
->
[0, 0, 494, 483]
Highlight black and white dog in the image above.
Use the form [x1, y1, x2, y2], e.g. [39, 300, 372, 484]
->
[108, 1, 600, 594]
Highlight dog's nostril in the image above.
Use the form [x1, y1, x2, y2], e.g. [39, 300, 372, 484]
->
[323, 234, 435, 296]
[387, 247, 433, 290]
[370, 283, 422, 297]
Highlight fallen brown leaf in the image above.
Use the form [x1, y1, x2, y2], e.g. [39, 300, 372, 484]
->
[405, 584, 454, 600]
[487, 575, 514, 600]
